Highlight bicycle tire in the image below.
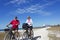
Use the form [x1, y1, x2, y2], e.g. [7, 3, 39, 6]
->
[14, 32, 23, 40]
[22, 30, 34, 40]
[22, 31, 28, 40]
[30, 30, 34, 39]
[4, 31, 11, 40]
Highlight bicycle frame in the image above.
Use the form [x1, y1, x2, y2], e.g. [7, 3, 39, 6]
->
[22, 28, 34, 40]
[4, 27, 23, 40]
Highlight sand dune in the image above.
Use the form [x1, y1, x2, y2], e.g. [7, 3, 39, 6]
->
[33, 27, 50, 40]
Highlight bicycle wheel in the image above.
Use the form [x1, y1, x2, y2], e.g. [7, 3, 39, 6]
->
[30, 30, 34, 39]
[27, 30, 34, 40]
[12, 32, 22, 40]
[4, 31, 11, 40]
[22, 31, 28, 40]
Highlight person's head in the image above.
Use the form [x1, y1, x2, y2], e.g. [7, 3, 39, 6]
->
[27, 16, 31, 19]
[14, 16, 18, 20]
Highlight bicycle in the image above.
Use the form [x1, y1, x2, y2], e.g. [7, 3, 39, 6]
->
[22, 23, 34, 40]
[4, 26, 22, 40]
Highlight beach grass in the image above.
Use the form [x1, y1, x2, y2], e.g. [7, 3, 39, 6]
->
[47, 26, 60, 40]
[0, 32, 5, 40]
[47, 26, 60, 31]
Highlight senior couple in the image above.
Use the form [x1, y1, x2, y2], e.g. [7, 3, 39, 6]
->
[7, 16, 33, 39]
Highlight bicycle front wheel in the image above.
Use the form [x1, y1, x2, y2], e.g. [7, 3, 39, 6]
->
[4, 32, 11, 40]
[22, 31, 28, 40]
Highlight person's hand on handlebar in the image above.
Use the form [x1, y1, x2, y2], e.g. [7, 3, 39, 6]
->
[6, 25, 9, 27]
[6, 24, 10, 27]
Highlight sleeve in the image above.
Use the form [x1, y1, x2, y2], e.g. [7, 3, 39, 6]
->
[31, 19, 33, 24]
[18, 20, 20, 25]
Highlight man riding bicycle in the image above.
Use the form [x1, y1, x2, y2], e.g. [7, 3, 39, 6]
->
[7, 16, 20, 39]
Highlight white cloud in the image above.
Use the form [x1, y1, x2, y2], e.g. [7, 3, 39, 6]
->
[16, 8, 26, 14]
[8, 0, 59, 16]
[5, 0, 60, 6]
[5, 0, 30, 5]
[38, 10, 52, 16]
[42, 0, 60, 2]
[15, 2, 53, 16]
[42, 0, 49, 2]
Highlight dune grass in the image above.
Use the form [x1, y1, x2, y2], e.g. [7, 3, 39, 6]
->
[0, 32, 5, 40]
[47, 26, 60, 40]
[47, 26, 60, 31]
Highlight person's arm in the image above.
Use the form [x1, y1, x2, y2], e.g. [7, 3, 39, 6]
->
[30, 19, 33, 26]
[6, 23, 10, 27]
[31, 19, 33, 24]
[6, 20, 13, 27]
[16, 20, 20, 25]
[18, 20, 20, 25]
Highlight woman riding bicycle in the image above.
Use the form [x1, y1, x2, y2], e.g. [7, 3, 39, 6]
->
[25, 16, 33, 36]
[7, 16, 20, 39]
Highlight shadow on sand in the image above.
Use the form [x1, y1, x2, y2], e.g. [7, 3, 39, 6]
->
[32, 36, 41, 40]
[22, 36, 41, 40]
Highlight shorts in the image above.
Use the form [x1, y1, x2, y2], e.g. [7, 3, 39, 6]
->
[28, 26, 33, 30]
[12, 27, 18, 31]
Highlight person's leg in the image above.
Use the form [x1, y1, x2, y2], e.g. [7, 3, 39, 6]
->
[11, 28, 16, 39]
[14, 28, 19, 37]
[26, 28, 28, 34]
[30, 26, 33, 35]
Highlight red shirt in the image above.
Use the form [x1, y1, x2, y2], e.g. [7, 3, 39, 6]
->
[10, 20, 20, 29]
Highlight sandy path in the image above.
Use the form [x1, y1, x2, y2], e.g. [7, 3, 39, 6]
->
[19, 27, 50, 40]
[33, 27, 50, 40]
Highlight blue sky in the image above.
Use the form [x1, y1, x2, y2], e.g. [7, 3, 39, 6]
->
[0, 0, 60, 29]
